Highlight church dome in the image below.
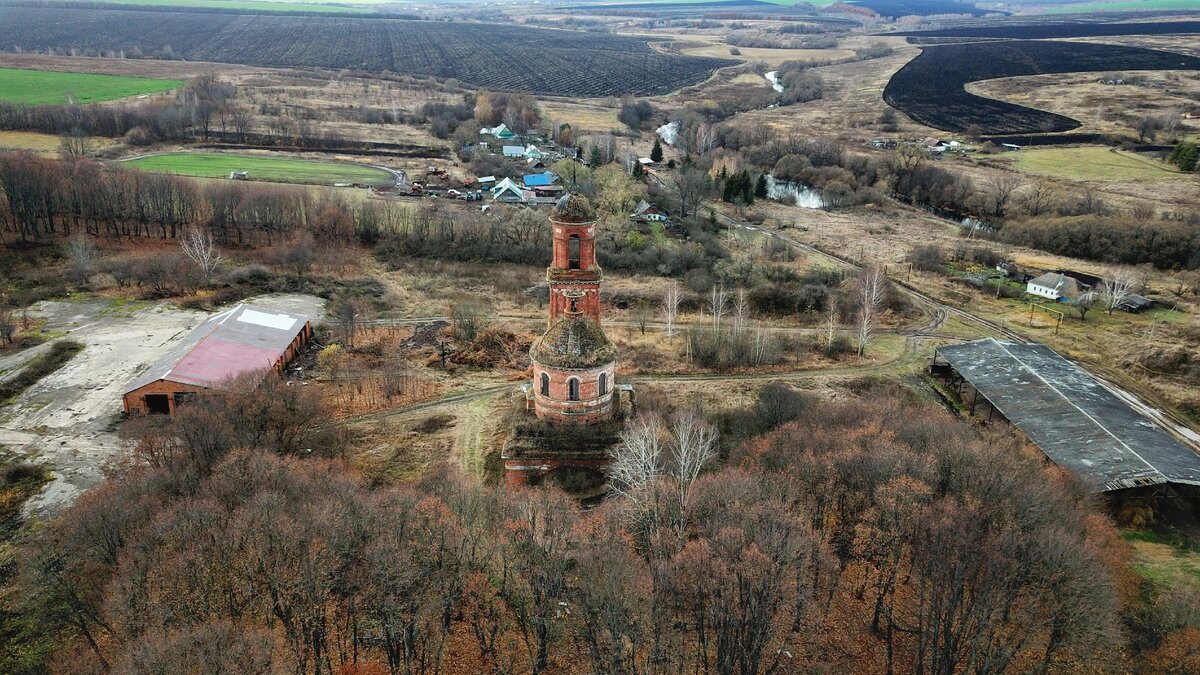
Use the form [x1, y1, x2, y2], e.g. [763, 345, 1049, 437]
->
[531, 316, 617, 369]
[551, 193, 597, 223]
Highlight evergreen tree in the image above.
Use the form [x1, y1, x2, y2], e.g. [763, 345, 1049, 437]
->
[632, 160, 645, 177]
[589, 145, 603, 167]
[1169, 141, 1198, 172]
[650, 138, 664, 163]
[755, 173, 769, 199]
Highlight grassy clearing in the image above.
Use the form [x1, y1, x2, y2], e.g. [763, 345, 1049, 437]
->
[0, 68, 181, 105]
[123, 152, 395, 186]
[0, 131, 117, 155]
[0, 341, 84, 405]
[1009, 146, 1182, 182]
[85, 0, 377, 12]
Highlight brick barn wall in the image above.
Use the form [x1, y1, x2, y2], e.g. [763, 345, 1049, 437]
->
[122, 380, 207, 415]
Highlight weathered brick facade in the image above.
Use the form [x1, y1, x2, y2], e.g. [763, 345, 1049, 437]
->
[530, 194, 620, 425]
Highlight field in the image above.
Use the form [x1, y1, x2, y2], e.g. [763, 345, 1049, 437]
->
[83, 0, 376, 12]
[1007, 146, 1182, 182]
[897, 20, 1200, 38]
[883, 40, 1200, 134]
[1049, 0, 1200, 12]
[679, 43, 855, 65]
[0, 6, 735, 97]
[122, 152, 395, 185]
[0, 67, 181, 105]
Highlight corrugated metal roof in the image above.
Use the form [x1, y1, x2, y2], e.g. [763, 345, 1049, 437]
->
[125, 304, 309, 394]
[522, 171, 559, 187]
[937, 338, 1200, 492]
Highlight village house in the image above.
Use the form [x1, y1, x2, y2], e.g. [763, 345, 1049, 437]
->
[491, 177, 529, 203]
[630, 199, 667, 223]
[480, 123, 517, 140]
[502, 145, 526, 158]
[1026, 272, 1087, 301]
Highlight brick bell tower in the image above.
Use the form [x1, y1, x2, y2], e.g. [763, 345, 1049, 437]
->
[527, 194, 619, 425]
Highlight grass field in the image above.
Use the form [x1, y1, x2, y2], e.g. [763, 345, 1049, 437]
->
[1009, 146, 1182, 182]
[0, 68, 182, 105]
[87, 0, 377, 12]
[123, 152, 395, 186]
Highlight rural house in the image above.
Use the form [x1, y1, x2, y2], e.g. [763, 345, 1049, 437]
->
[524, 145, 549, 160]
[630, 199, 667, 222]
[503, 145, 526, 158]
[122, 304, 313, 415]
[522, 171, 559, 188]
[1026, 272, 1087, 301]
[491, 177, 529, 203]
[481, 123, 517, 140]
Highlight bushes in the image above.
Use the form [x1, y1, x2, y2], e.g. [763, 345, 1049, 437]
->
[0, 340, 84, 404]
[909, 244, 946, 272]
[1000, 216, 1200, 270]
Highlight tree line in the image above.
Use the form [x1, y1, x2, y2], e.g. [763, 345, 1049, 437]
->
[6, 378, 1185, 674]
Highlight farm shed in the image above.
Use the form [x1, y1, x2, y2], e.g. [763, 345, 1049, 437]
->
[931, 339, 1200, 492]
[122, 304, 312, 415]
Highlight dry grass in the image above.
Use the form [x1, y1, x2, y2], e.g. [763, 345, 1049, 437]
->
[680, 43, 854, 67]
[541, 100, 621, 132]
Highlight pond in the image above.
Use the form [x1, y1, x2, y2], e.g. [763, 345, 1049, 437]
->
[766, 175, 824, 209]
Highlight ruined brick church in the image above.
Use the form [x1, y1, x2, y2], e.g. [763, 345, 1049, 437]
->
[526, 193, 621, 425]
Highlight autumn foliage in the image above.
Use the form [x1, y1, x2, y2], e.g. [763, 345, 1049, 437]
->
[3, 384, 1185, 674]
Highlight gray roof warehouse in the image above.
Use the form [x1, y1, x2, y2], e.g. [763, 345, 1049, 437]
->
[932, 338, 1200, 492]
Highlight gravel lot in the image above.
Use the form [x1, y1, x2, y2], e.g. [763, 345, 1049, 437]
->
[0, 294, 325, 514]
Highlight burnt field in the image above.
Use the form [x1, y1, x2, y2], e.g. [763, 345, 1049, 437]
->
[894, 20, 1200, 40]
[883, 40, 1200, 134]
[0, 6, 734, 97]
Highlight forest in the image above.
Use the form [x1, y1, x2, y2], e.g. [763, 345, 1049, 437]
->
[6, 375, 1193, 674]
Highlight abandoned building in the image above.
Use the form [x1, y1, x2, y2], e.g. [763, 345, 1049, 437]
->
[525, 193, 623, 425]
[931, 338, 1200, 493]
[122, 304, 313, 415]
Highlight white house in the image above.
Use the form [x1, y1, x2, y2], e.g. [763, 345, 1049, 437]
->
[630, 199, 668, 223]
[481, 123, 517, 140]
[1027, 272, 1085, 301]
[502, 145, 525, 158]
[524, 144, 549, 160]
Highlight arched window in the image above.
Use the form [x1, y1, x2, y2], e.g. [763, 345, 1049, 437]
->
[598, 372, 607, 397]
[568, 378, 580, 401]
[568, 234, 581, 270]
[540, 372, 550, 397]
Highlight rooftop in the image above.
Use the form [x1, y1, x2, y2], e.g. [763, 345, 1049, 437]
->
[551, 193, 596, 223]
[531, 316, 616, 370]
[125, 304, 310, 393]
[936, 338, 1200, 492]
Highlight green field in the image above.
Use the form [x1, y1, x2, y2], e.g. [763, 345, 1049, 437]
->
[86, 0, 379, 11]
[1009, 146, 1182, 182]
[123, 152, 395, 186]
[0, 68, 182, 106]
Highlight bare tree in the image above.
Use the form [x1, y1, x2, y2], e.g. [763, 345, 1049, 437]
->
[58, 128, 94, 160]
[662, 282, 681, 338]
[450, 300, 488, 342]
[825, 297, 839, 349]
[1021, 181, 1059, 217]
[1100, 268, 1137, 315]
[668, 410, 717, 518]
[632, 300, 652, 336]
[732, 288, 750, 338]
[693, 123, 716, 156]
[608, 413, 666, 501]
[671, 166, 709, 219]
[856, 267, 887, 356]
[331, 295, 364, 347]
[988, 172, 1021, 218]
[708, 285, 727, 334]
[66, 235, 97, 285]
[179, 227, 222, 282]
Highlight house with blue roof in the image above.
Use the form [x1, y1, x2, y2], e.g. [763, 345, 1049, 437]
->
[522, 171, 559, 188]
